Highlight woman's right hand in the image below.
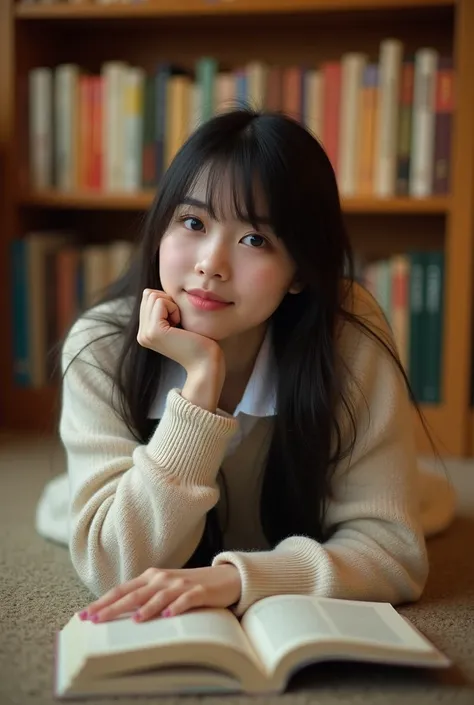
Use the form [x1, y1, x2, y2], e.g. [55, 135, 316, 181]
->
[137, 289, 225, 412]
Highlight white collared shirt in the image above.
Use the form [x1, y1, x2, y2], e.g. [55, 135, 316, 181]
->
[148, 327, 277, 550]
[148, 326, 277, 452]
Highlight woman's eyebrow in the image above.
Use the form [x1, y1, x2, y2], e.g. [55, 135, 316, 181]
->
[179, 197, 208, 210]
[178, 196, 272, 226]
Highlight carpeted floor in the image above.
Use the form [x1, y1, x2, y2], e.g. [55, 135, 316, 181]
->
[1, 433, 473, 705]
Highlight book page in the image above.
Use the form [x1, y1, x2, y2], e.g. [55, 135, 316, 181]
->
[80, 608, 255, 661]
[59, 609, 266, 694]
[242, 595, 443, 676]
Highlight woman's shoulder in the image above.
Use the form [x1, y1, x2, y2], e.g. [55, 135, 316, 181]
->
[61, 296, 134, 371]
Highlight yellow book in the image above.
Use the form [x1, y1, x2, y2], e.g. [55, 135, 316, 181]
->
[357, 64, 378, 195]
[165, 75, 192, 169]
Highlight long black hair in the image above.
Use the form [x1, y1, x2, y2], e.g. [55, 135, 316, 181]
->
[61, 108, 434, 564]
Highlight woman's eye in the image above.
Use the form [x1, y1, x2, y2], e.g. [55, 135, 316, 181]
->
[242, 234, 266, 248]
[183, 217, 204, 231]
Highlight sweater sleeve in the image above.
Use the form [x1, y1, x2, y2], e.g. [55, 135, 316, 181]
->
[60, 308, 238, 597]
[212, 287, 429, 616]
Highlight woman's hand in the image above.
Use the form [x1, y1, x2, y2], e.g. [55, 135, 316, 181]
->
[78, 565, 242, 623]
[137, 289, 223, 373]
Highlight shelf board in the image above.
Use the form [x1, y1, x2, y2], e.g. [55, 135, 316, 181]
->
[19, 189, 157, 210]
[14, 0, 455, 21]
[18, 190, 451, 213]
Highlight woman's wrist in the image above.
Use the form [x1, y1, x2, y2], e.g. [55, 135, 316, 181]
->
[182, 359, 225, 413]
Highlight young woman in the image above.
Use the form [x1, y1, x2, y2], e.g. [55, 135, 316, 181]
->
[55, 108, 454, 625]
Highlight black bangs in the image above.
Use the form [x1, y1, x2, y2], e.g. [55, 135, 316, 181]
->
[157, 109, 292, 238]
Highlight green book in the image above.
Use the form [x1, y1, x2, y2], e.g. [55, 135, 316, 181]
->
[422, 250, 445, 403]
[408, 251, 426, 402]
[196, 57, 217, 123]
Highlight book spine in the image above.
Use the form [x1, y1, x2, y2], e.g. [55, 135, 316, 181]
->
[246, 61, 267, 111]
[409, 48, 438, 197]
[54, 64, 79, 191]
[155, 65, 171, 183]
[303, 69, 323, 139]
[422, 251, 445, 403]
[374, 39, 403, 196]
[433, 57, 454, 195]
[321, 61, 342, 177]
[265, 65, 282, 112]
[141, 74, 156, 188]
[357, 63, 378, 195]
[28, 67, 53, 189]
[338, 52, 367, 196]
[196, 57, 217, 123]
[10, 240, 31, 387]
[282, 65, 304, 123]
[102, 62, 126, 191]
[123, 67, 145, 192]
[90, 76, 103, 190]
[390, 255, 410, 371]
[396, 60, 415, 195]
[408, 251, 426, 402]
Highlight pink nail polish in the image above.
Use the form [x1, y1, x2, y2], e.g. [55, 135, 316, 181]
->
[78, 610, 88, 620]
[161, 609, 171, 618]
[133, 610, 142, 621]
[91, 614, 100, 623]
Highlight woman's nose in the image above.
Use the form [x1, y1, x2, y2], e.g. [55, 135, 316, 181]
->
[194, 241, 231, 280]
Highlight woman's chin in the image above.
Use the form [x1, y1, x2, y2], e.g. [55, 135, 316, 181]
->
[179, 318, 226, 342]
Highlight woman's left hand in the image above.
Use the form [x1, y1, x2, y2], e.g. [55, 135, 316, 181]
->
[78, 565, 242, 624]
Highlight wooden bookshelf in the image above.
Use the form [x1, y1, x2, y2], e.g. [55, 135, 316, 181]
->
[18, 191, 451, 214]
[2, 0, 474, 458]
[14, 0, 455, 21]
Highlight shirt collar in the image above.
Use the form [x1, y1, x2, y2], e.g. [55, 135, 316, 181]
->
[147, 326, 277, 420]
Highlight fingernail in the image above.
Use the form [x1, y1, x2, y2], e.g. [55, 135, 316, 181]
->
[78, 610, 88, 620]
[161, 609, 171, 618]
[133, 610, 142, 621]
[91, 614, 100, 623]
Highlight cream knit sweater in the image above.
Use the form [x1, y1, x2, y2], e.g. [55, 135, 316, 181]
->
[59, 286, 455, 616]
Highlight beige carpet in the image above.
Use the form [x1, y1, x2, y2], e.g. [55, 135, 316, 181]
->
[1, 433, 473, 705]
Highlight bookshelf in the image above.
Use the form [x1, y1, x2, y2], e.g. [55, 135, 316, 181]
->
[1, 0, 474, 458]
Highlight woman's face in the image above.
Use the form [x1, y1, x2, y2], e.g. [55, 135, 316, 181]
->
[159, 171, 300, 343]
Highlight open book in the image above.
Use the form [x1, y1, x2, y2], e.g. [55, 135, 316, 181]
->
[55, 594, 450, 697]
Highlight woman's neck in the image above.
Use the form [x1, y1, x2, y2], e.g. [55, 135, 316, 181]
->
[217, 324, 267, 414]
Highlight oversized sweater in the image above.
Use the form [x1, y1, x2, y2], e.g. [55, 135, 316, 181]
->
[58, 285, 456, 616]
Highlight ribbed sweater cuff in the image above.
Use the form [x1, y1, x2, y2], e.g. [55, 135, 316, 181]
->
[146, 388, 238, 486]
[212, 541, 323, 616]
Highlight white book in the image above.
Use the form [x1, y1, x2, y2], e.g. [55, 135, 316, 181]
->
[54, 64, 79, 191]
[409, 48, 439, 197]
[28, 67, 53, 190]
[304, 69, 323, 141]
[338, 53, 367, 196]
[246, 61, 268, 111]
[374, 38, 404, 197]
[123, 67, 145, 193]
[102, 61, 128, 192]
[55, 594, 450, 698]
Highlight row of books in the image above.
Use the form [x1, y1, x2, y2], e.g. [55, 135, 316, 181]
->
[11, 233, 135, 388]
[359, 251, 445, 404]
[10, 230, 444, 404]
[28, 40, 454, 198]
